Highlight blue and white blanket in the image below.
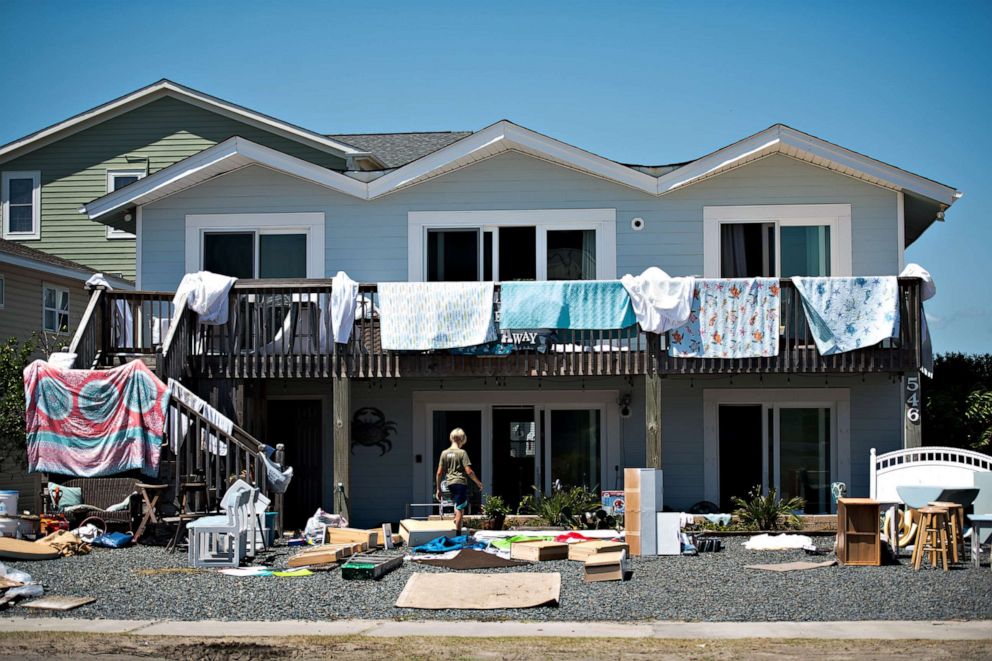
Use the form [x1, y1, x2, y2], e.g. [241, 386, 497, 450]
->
[378, 282, 497, 350]
[792, 276, 900, 355]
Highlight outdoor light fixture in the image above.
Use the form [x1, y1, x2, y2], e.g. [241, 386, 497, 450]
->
[617, 393, 632, 417]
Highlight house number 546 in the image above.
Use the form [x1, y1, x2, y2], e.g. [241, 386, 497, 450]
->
[906, 376, 921, 424]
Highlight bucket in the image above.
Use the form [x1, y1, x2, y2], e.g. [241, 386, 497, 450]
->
[0, 517, 17, 538]
[0, 491, 18, 517]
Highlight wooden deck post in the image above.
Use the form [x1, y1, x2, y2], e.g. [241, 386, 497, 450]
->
[645, 373, 662, 469]
[332, 375, 351, 520]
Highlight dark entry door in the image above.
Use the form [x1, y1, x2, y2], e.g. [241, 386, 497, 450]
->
[267, 399, 323, 530]
[718, 405, 763, 512]
[492, 406, 537, 509]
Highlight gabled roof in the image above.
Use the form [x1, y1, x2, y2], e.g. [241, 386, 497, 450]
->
[0, 239, 132, 288]
[329, 131, 474, 168]
[82, 121, 962, 224]
[0, 79, 384, 170]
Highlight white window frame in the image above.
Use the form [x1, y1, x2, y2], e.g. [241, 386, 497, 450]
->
[42, 283, 70, 334]
[408, 209, 617, 281]
[2, 171, 41, 240]
[106, 169, 146, 239]
[702, 388, 851, 512]
[703, 204, 852, 278]
[0, 274, 5, 309]
[185, 213, 325, 278]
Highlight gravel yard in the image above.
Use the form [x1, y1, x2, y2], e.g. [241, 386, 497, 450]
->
[2, 536, 990, 622]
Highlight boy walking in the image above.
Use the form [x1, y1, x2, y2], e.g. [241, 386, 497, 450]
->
[436, 427, 483, 532]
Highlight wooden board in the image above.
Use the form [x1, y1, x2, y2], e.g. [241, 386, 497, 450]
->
[22, 596, 95, 611]
[584, 550, 629, 582]
[396, 573, 560, 609]
[287, 542, 365, 568]
[0, 537, 59, 561]
[399, 519, 457, 547]
[567, 540, 628, 561]
[510, 541, 568, 561]
[325, 527, 377, 548]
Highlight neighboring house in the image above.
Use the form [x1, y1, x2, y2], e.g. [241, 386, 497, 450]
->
[9, 82, 963, 527]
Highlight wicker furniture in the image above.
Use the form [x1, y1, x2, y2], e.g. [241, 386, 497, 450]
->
[53, 478, 140, 531]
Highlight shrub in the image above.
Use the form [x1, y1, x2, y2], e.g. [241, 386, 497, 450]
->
[731, 485, 805, 531]
[522, 484, 603, 528]
[0, 336, 36, 468]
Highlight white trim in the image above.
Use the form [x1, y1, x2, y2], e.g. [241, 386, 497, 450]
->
[2, 171, 41, 240]
[105, 169, 146, 239]
[0, 251, 131, 288]
[896, 192, 906, 272]
[0, 79, 377, 167]
[411, 390, 619, 505]
[407, 209, 617, 281]
[702, 388, 851, 508]
[184, 212, 325, 278]
[703, 204, 852, 277]
[41, 282, 70, 334]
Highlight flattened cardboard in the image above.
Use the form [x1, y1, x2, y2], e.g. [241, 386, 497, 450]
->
[567, 540, 629, 561]
[396, 572, 560, 609]
[22, 596, 95, 611]
[583, 550, 629, 582]
[510, 540, 568, 561]
[399, 519, 457, 547]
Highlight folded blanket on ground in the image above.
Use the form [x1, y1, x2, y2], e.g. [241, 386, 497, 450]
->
[792, 276, 899, 355]
[499, 281, 636, 330]
[378, 282, 497, 350]
[743, 533, 814, 550]
[668, 278, 781, 358]
[621, 267, 695, 333]
[412, 535, 486, 554]
[25, 359, 169, 478]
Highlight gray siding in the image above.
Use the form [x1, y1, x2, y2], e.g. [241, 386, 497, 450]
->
[140, 151, 899, 290]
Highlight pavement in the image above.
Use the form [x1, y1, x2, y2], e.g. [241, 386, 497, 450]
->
[2, 617, 990, 639]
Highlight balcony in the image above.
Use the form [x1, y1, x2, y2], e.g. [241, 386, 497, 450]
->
[70, 278, 925, 380]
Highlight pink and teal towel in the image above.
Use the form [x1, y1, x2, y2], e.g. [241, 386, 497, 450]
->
[24, 359, 170, 478]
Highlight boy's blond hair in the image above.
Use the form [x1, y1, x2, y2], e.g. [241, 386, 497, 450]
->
[449, 428, 467, 446]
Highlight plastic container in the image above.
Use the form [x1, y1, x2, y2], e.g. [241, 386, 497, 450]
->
[264, 512, 278, 546]
[0, 517, 18, 538]
[0, 491, 17, 517]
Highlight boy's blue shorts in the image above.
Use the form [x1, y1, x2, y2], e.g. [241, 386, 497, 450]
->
[449, 483, 469, 511]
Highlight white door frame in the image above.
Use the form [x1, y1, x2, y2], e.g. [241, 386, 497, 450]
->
[412, 390, 619, 504]
[702, 388, 851, 510]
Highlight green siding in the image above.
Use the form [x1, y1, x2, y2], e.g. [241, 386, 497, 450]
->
[1, 96, 347, 279]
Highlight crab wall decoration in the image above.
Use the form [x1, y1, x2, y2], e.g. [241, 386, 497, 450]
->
[351, 406, 397, 456]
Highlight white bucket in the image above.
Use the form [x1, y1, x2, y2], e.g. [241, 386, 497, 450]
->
[0, 517, 17, 538]
[0, 490, 17, 517]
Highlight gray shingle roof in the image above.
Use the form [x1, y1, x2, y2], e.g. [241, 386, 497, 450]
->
[328, 131, 473, 169]
[0, 239, 106, 275]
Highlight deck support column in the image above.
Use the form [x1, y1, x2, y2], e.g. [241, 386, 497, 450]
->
[332, 375, 351, 520]
[645, 372, 662, 469]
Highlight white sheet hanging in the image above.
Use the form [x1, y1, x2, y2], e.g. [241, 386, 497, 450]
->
[172, 271, 238, 325]
[620, 267, 695, 334]
[331, 271, 359, 344]
[168, 379, 234, 456]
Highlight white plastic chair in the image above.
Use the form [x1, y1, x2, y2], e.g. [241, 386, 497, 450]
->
[187, 487, 251, 568]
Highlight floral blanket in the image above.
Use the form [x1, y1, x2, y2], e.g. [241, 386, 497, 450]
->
[25, 359, 169, 478]
[792, 276, 899, 355]
[668, 278, 781, 358]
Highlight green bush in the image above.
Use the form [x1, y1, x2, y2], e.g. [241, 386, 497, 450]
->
[481, 494, 511, 518]
[521, 484, 603, 528]
[731, 485, 805, 531]
[0, 336, 36, 468]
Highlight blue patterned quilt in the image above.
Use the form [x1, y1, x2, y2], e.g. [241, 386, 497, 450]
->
[792, 276, 900, 355]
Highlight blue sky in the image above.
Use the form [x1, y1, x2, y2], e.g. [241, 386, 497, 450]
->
[1, 1, 989, 353]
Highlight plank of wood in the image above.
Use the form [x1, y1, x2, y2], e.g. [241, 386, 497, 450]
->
[22, 596, 96, 611]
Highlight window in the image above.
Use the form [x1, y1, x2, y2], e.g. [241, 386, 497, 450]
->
[410, 209, 615, 282]
[704, 205, 851, 278]
[185, 213, 325, 279]
[43, 284, 70, 334]
[2, 171, 41, 240]
[106, 170, 145, 239]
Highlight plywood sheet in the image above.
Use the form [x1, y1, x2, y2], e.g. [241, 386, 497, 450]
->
[0, 538, 59, 561]
[745, 560, 837, 572]
[22, 596, 96, 611]
[395, 572, 560, 610]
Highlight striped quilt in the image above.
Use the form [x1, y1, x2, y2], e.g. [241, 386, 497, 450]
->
[24, 359, 170, 478]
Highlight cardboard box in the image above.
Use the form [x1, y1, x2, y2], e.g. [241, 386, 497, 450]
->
[325, 527, 377, 548]
[398, 519, 457, 547]
[287, 542, 364, 568]
[624, 468, 663, 556]
[510, 540, 569, 561]
[584, 550, 629, 582]
[567, 540, 629, 561]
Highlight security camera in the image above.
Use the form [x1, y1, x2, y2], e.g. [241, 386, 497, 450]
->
[630, 217, 645, 231]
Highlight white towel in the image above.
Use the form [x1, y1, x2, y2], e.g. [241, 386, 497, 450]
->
[331, 271, 359, 344]
[620, 267, 695, 334]
[900, 263, 936, 301]
[167, 379, 233, 456]
[172, 271, 238, 325]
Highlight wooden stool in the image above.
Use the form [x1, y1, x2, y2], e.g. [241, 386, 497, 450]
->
[913, 506, 950, 571]
[929, 501, 964, 564]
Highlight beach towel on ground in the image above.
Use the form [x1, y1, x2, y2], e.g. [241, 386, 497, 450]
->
[499, 281, 636, 330]
[489, 535, 554, 551]
[25, 359, 169, 478]
[792, 276, 899, 355]
[620, 267, 695, 333]
[378, 282, 496, 350]
[412, 535, 486, 554]
[172, 271, 238, 325]
[668, 278, 781, 358]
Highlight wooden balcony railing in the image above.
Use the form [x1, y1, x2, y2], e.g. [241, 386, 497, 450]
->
[79, 277, 925, 379]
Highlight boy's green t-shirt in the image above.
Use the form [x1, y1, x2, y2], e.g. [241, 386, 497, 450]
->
[439, 447, 471, 486]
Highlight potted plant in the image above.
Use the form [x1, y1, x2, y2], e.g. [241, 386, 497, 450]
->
[481, 494, 510, 530]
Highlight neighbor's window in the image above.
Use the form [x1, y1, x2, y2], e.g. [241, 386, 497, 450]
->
[721, 222, 831, 278]
[106, 170, 145, 239]
[43, 285, 70, 334]
[2, 171, 41, 240]
[202, 231, 308, 279]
